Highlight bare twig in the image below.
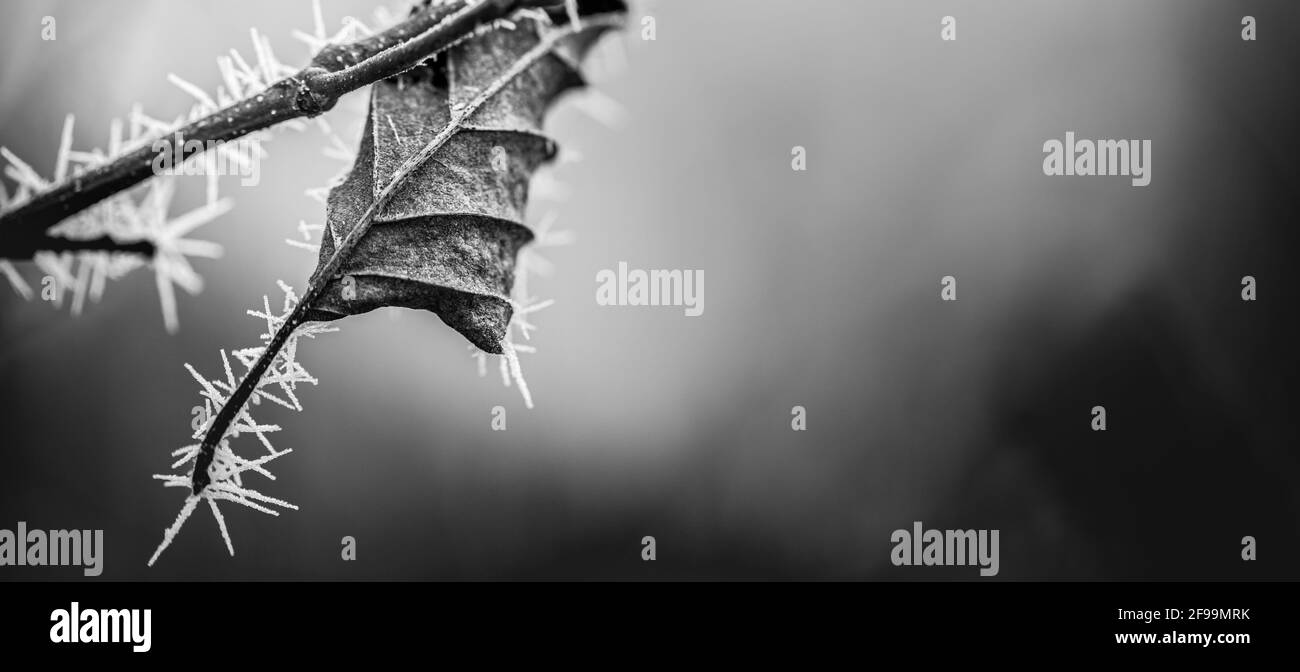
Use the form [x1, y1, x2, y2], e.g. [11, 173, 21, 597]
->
[31, 237, 156, 256]
[0, 0, 566, 260]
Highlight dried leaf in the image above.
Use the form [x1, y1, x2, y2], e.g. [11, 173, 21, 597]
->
[306, 6, 621, 354]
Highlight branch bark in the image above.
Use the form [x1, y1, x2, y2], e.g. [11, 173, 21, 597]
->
[0, 0, 561, 261]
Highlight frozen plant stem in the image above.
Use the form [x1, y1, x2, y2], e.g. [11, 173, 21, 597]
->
[0, 0, 570, 260]
[191, 12, 626, 494]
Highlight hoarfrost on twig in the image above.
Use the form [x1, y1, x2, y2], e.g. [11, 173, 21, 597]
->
[1, 2, 368, 330]
[148, 282, 334, 565]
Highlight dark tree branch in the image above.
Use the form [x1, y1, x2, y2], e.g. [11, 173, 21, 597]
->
[0, 0, 563, 261]
[21, 236, 156, 256]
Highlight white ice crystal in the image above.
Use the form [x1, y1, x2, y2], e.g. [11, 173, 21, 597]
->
[148, 281, 337, 565]
[466, 203, 576, 407]
[464, 207, 570, 409]
[0, 1, 373, 331]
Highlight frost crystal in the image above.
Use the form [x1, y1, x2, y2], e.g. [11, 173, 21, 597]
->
[148, 282, 336, 566]
[466, 204, 573, 406]
[0, 1, 372, 331]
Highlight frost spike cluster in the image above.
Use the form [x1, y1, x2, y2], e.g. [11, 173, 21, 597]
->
[148, 281, 337, 565]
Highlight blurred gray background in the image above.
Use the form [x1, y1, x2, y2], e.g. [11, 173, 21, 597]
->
[2, 0, 1298, 579]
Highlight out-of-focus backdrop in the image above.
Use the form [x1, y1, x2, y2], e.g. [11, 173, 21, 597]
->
[2, 0, 1298, 579]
